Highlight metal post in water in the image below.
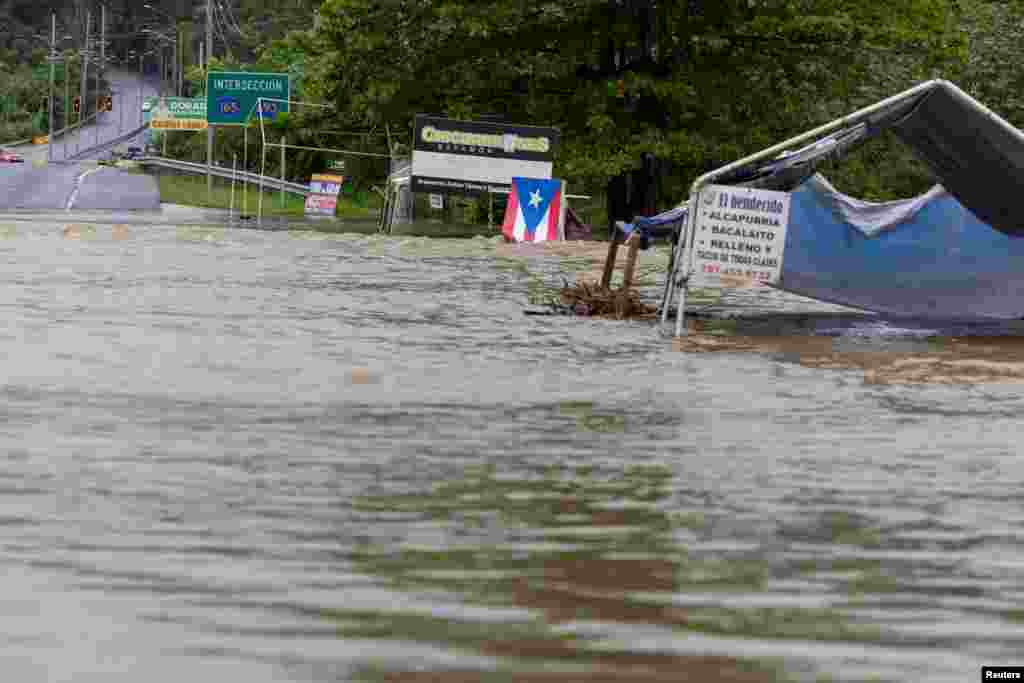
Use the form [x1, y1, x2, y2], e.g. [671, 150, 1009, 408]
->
[243, 124, 247, 216]
[258, 145, 266, 226]
[674, 279, 688, 338]
[280, 135, 286, 210]
[660, 237, 676, 325]
[231, 153, 237, 221]
[672, 198, 698, 338]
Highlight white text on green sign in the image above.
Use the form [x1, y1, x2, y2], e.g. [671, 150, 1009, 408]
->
[206, 71, 290, 126]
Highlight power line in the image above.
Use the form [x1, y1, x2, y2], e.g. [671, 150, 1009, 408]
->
[219, 1, 245, 36]
[211, 1, 230, 52]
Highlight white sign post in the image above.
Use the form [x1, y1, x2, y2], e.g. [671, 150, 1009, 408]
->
[689, 184, 791, 288]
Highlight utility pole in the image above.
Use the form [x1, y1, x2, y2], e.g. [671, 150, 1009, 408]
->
[80, 9, 89, 128]
[48, 12, 55, 163]
[95, 51, 100, 148]
[98, 3, 104, 147]
[170, 30, 177, 98]
[64, 50, 70, 160]
[178, 26, 183, 97]
[206, 0, 213, 194]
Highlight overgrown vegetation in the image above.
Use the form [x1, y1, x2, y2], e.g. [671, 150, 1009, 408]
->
[154, 172, 378, 219]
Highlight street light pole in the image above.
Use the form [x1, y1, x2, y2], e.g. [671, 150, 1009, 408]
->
[48, 13, 55, 163]
[98, 3, 104, 147]
[64, 50, 69, 160]
[95, 54, 100, 148]
[206, 0, 213, 194]
[80, 9, 89, 129]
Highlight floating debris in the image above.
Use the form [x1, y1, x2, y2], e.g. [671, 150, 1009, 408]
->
[559, 280, 658, 320]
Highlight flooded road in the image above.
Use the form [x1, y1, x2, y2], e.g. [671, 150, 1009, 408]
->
[0, 216, 1020, 683]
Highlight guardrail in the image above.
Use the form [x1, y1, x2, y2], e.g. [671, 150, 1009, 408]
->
[135, 156, 311, 197]
[0, 136, 32, 148]
[65, 122, 148, 162]
[0, 111, 101, 150]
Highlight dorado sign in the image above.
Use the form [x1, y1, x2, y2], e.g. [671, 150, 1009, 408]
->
[206, 71, 289, 126]
[411, 115, 559, 197]
[149, 97, 208, 131]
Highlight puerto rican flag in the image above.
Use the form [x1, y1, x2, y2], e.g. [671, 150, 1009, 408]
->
[502, 177, 566, 242]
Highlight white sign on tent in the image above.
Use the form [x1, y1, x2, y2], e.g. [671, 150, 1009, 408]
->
[690, 184, 791, 288]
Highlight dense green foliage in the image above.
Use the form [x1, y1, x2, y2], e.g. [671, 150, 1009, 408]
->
[304, 0, 968, 206]
[0, 0, 317, 141]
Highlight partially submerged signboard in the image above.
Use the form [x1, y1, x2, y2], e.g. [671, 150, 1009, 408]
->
[206, 71, 289, 125]
[150, 97, 208, 131]
[305, 173, 345, 217]
[411, 115, 559, 196]
[690, 185, 791, 288]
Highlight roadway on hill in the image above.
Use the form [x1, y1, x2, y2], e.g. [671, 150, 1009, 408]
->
[0, 71, 161, 211]
[0, 163, 159, 211]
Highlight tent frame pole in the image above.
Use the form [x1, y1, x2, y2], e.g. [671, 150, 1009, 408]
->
[668, 79, 944, 339]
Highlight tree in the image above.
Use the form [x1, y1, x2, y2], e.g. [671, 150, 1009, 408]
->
[306, 0, 965, 223]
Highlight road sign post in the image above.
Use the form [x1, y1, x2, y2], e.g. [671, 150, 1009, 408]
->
[206, 70, 290, 198]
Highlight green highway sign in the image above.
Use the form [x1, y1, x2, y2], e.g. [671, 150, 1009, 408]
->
[206, 71, 289, 126]
[150, 97, 207, 131]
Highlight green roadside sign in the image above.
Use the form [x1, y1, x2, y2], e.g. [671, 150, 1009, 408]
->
[206, 71, 289, 126]
[150, 97, 207, 130]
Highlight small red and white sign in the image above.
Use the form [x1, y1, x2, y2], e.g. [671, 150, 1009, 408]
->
[304, 194, 337, 216]
[305, 173, 345, 217]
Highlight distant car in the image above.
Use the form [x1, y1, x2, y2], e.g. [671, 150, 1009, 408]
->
[0, 149, 24, 163]
[124, 146, 143, 160]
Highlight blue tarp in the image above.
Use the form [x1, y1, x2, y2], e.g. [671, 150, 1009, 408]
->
[619, 205, 688, 248]
[776, 174, 1024, 319]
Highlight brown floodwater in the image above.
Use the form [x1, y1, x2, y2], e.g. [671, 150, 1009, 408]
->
[0, 218, 1019, 683]
[676, 319, 1024, 385]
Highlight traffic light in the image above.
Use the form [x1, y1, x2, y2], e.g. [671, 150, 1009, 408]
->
[607, 78, 627, 99]
[73, 97, 81, 114]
